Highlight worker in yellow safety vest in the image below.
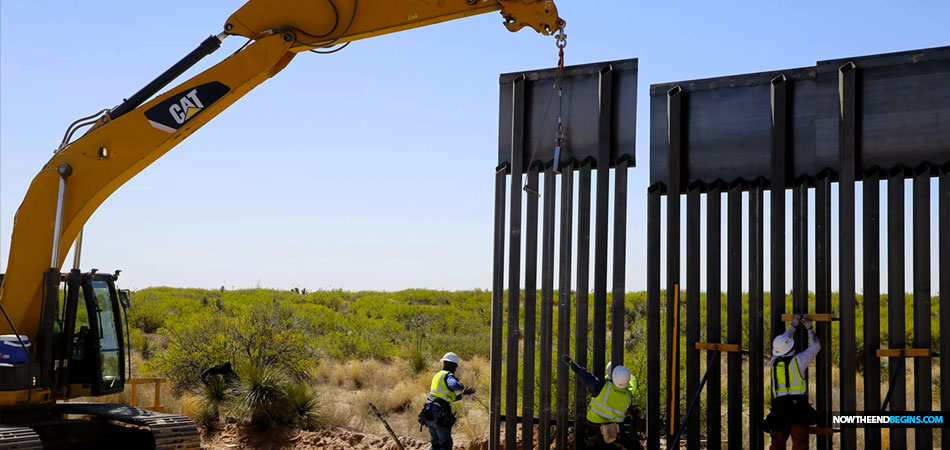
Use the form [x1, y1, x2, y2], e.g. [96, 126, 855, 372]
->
[418, 352, 476, 450]
[765, 314, 820, 450]
[562, 355, 634, 448]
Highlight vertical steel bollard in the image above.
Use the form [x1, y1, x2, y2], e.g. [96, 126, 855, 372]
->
[886, 167, 906, 448]
[726, 182, 742, 450]
[575, 161, 593, 450]
[556, 162, 575, 450]
[862, 168, 882, 450]
[837, 62, 858, 450]
[539, 167, 557, 450]
[748, 180, 765, 450]
[489, 166, 508, 450]
[706, 183, 722, 450]
[685, 183, 701, 450]
[665, 86, 684, 444]
[912, 165, 932, 448]
[505, 74, 526, 450]
[940, 166, 950, 450]
[523, 166, 540, 448]
[815, 172, 833, 449]
[646, 185, 662, 450]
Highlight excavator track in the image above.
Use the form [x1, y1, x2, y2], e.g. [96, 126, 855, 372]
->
[52, 403, 200, 449]
[0, 426, 43, 450]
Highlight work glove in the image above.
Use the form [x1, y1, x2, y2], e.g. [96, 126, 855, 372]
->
[463, 386, 477, 396]
[790, 313, 802, 328]
[561, 354, 573, 366]
[803, 317, 814, 330]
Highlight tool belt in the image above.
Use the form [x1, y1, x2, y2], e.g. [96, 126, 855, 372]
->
[763, 396, 818, 433]
[419, 398, 456, 429]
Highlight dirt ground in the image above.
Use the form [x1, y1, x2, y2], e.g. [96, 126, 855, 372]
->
[200, 424, 433, 450]
[198, 423, 567, 450]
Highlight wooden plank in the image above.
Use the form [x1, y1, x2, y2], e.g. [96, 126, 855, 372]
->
[780, 313, 835, 323]
[694, 343, 741, 353]
[875, 348, 934, 358]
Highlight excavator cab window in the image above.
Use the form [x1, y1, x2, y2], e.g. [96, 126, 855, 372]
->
[89, 279, 121, 388]
[66, 273, 125, 395]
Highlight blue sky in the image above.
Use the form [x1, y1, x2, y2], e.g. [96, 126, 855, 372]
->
[1, 1, 948, 292]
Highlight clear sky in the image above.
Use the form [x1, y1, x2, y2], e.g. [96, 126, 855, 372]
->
[1, 1, 948, 293]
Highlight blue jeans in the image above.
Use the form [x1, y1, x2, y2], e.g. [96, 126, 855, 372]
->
[426, 403, 453, 450]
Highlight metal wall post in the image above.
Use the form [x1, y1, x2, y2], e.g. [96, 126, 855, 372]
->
[523, 166, 540, 448]
[539, 167, 557, 450]
[792, 181, 808, 354]
[706, 183, 722, 450]
[685, 183, 702, 449]
[489, 166, 508, 450]
[665, 86, 684, 442]
[748, 180, 765, 450]
[940, 166, 950, 450]
[504, 74, 526, 450]
[862, 168, 882, 450]
[814, 171, 833, 449]
[886, 167, 906, 448]
[593, 66, 614, 377]
[646, 184, 662, 450]
[575, 161, 593, 450]
[556, 162, 575, 450]
[769, 75, 790, 340]
[837, 62, 858, 450]
[726, 182, 742, 450]
[912, 165, 932, 448]
[612, 157, 629, 366]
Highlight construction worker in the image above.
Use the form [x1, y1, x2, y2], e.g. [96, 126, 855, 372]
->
[765, 313, 820, 450]
[420, 352, 476, 450]
[562, 355, 633, 448]
[606, 361, 643, 448]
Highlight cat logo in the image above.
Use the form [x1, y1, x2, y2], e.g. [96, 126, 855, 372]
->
[169, 89, 204, 125]
[145, 81, 230, 133]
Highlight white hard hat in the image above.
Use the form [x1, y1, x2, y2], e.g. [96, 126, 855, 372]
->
[440, 352, 460, 365]
[611, 365, 631, 389]
[772, 334, 795, 357]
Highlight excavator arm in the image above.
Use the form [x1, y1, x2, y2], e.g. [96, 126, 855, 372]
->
[0, 0, 562, 403]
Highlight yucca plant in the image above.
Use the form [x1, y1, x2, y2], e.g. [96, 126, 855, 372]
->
[282, 383, 324, 430]
[235, 364, 287, 427]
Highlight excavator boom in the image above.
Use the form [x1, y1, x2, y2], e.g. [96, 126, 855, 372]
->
[0, 0, 562, 417]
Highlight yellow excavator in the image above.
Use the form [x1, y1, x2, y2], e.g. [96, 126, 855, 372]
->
[0, 1, 563, 448]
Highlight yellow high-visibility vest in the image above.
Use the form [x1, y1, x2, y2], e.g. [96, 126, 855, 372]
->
[587, 381, 632, 424]
[772, 356, 807, 398]
[428, 370, 457, 402]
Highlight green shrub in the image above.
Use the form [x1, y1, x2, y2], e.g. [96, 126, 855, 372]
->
[232, 303, 314, 378]
[146, 312, 236, 389]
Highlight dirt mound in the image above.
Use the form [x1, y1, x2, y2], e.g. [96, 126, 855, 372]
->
[201, 424, 432, 450]
[199, 423, 578, 450]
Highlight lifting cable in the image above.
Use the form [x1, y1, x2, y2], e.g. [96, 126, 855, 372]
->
[522, 25, 567, 196]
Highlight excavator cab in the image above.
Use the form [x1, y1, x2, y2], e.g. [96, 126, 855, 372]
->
[60, 270, 127, 397]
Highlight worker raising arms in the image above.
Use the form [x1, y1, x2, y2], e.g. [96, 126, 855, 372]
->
[418, 352, 476, 450]
[562, 355, 635, 449]
[765, 314, 821, 450]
